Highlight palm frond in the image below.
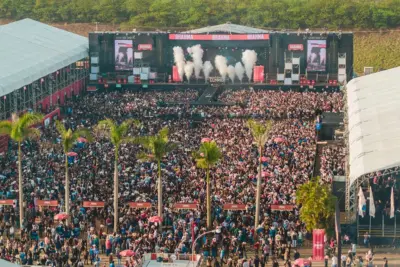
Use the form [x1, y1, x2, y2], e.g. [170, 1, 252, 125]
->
[23, 128, 41, 140]
[18, 113, 44, 129]
[120, 136, 139, 145]
[0, 121, 12, 135]
[55, 120, 67, 136]
[158, 127, 169, 141]
[247, 119, 273, 147]
[194, 141, 222, 169]
[72, 128, 94, 143]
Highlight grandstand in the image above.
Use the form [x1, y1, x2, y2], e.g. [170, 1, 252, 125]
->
[0, 19, 89, 152]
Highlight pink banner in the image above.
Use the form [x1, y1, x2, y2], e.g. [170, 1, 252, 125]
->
[312, 229, 325, 261]
[253, 66, 264, 82]
[169, 34, 269, 41]
[288, 44, 304, 51]
[172, 66, 181, 82]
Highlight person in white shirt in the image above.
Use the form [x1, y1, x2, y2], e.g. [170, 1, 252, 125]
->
[331, 255, 338, 267]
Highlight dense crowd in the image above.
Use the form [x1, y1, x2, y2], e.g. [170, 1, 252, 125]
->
[0, 88, 347, 266]
[319, 145, 346, 183]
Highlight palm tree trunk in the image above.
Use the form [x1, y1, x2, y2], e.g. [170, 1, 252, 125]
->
[65, 154, 70, 225]
[254, 147, 262, 233]
[18, 142, 24, 229]
[113, 150, 119, 233]
[157, 160, 162, 220]
[206, 166, 211, 229]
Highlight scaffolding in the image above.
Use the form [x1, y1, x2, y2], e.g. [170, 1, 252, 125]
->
[0, 62, 89, 120]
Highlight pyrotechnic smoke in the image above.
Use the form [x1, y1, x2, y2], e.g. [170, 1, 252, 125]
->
[173, 46, 186, 81]
[187, 47, 192, 54]
[241, 50, 258, 81]
[235, 62, 245, 82]
[184, 61, 194, 82]
[203, 61, 213, 82]
[190, 45, 204, 79]
[227, 65, 236, 83]
[215, 55, 228, 81]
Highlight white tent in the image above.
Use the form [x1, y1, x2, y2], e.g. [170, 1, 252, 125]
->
[0, 19, 88, 97]
[347, 67, 400, 186]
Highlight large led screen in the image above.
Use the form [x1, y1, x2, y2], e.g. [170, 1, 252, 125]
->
[115, 40, 133, 71]
[307, 40, 326, 72]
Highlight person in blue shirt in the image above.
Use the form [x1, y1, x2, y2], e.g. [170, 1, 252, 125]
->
[109, 260, 115, 267]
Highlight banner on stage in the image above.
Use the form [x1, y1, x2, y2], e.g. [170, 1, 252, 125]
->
[169, 34, 269, 41]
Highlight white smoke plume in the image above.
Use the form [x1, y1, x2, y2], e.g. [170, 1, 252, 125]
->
[235, 62, 245, 82]
[190, 45, 204, 79]
[203, 61, 213, 82]
[227, 65, 236, 83]
[241, 50, 258, 81]
[215, 55, 228, 81]
[173, 46, 186, 81]
[184, 61, 194, 82]
[187, 47, 192, 54]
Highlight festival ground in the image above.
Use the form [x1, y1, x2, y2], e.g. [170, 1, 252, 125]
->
[90, 247, 400, 267]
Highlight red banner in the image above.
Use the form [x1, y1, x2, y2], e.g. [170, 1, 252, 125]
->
[87, 86, 97, 92]
[288, 44, 304, 51]
[270, 204, 295, 211]
[138, 44, 153, 51]
[223, 204, 247, 210]
[253, 66, 264, 83]
[172, 66, 181, 82]
[174, 203, 197, 210]
[37, 200, 58, 207]
[313, 229, 325, 261]
[129, 202, 152, 208]
[83, 201, 105, 208]
[0, 199, 15, 205]
[169, 34, 269, 41]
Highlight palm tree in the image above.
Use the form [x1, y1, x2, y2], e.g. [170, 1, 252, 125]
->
[96, 119, 139, 232]
[193, 139, 221, 229]
[0, 113, 44, 227]
[137, 127, 176, 220]
[55, 121, 92, 224]
[247, 119, 273, 231]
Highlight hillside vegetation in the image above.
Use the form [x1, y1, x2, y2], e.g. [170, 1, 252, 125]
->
[1, 0, 399, 29]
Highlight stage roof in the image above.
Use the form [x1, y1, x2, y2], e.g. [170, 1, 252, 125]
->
[184, 23, 269, 34]
[347, 67, 400, 186]
[0, 19, 88, 97]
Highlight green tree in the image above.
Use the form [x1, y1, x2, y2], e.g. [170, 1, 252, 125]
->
[296, 177, 336, 231]
[55, 121, 92, 224]
[137, 127, 176, 220]
[96, 119, 139, 232]
[0, 113, 44, 227]
[247, 119, 273, 231]
[193, 139, 222, 229]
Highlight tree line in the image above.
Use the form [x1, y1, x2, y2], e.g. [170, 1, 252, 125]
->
[1, 0, 399, 30]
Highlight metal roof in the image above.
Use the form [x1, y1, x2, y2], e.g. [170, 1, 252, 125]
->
[347, 67, 400, 185]
[184, 23, 269, 34]
[0, 19, 88, 97]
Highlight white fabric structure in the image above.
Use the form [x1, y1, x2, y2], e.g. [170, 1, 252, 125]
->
[184, 23, 269, 34]
[0, 19, 88, 97]
[347, 67, 400, 186]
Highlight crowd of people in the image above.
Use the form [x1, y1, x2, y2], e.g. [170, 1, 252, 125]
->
[319, 145, 346, 183]
[0, 88, 348, 266]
